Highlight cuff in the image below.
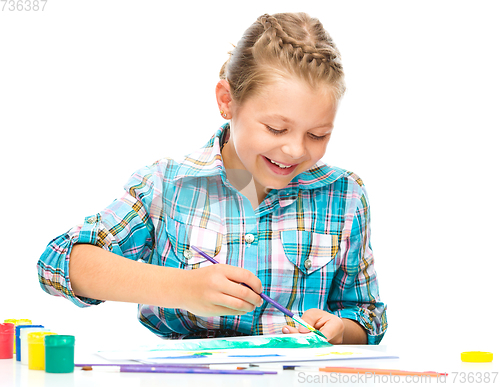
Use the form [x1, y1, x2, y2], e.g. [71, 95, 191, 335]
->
[334, 306, 387, 345]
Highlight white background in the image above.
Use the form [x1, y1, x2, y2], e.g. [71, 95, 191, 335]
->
[1, 0, 498, 353]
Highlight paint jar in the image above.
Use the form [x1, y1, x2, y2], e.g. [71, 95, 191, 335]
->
[0, 323, 15, 359]
[45, 335, 75, 373]
[15, 325, 43, 362]
[20, 327, 48, 365]
[4, 319, 32, 354]
[28, 332, 57, 370]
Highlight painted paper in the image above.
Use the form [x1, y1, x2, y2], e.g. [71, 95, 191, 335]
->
[97, 333, 398, 364]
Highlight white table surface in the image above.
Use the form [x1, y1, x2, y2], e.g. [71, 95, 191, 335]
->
[1, 343, 498, 387]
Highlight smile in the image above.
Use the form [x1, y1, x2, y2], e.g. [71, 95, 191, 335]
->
[262, 156, 299, 176]
[268, 158, 293, 169]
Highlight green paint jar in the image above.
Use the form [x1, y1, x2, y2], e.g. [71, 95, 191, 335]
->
[44, 335, 75, 373]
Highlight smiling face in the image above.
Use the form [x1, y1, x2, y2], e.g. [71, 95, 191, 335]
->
[220, 77, 338, 202]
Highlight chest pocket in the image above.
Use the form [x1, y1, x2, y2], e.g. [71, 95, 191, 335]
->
[280, 230, 340, 275]
[165, 216, 223, 266]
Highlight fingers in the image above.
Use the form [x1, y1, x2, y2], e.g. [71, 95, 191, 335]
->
[183, 282, 258, 316]
[224, 280, 263, 308]
[321, 317, 344, 343]
[282, 324, 314, 335]
[217, 265, 263, 308]
[190, 303, 250, 317]
[222, 265, 263, 294]
[184, 265, 264, 316]
[282, 325, 309, 334]
[301, 308, 327, 324]
[300, 309, 344, 343]
[213, 292, 259, 314]
[282, 308, 343, 342]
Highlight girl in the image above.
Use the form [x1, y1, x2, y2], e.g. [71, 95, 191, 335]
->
[38, 12, 387, 345]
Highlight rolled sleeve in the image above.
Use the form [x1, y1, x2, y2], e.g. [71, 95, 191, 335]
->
[327, 186, 388, 345]
[37, 163, 162, 308]
[37, 220, 105, 308]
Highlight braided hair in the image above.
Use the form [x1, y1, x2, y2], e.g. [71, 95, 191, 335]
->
[220, 12, 345, 105]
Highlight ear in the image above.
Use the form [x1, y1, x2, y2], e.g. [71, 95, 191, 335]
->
[215, 80, 234, 119]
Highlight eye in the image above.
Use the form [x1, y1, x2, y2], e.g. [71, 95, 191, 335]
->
[308, 133, 328, 141]
[266, 125, 286, 135]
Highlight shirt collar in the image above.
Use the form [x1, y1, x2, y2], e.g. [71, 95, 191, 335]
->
[289, 159, 347, 190]
[173, 124, 228, 181]
[174, 123, 347, 191]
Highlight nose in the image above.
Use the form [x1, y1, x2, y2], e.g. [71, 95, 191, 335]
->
[281, 137, 306, 160]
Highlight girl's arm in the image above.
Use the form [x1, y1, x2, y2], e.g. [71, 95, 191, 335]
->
[283, 309, 368, 344]
[341, 318, 368, 344]
[284, 178, 386, 344]
[326, 182, 387, 345]
[69, 244, 263, 316]
[69, 244, 186, 307]
[38, 159, 262, 315]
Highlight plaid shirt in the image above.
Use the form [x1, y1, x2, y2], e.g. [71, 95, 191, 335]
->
[38, 123, 387, 344]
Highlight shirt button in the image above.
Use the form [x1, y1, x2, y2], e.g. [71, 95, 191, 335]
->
[244, 234, 255, 244]
[183, 249, 194, 260]
[304, 259, 312, 270]
[86, 216, 97, 224]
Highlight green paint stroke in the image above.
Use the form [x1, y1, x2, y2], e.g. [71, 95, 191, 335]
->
[152, 335, 332, 352]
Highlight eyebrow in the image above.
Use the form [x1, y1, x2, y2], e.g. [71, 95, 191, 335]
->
[267, 114, 333, 130]
[269, 114, 294, 124]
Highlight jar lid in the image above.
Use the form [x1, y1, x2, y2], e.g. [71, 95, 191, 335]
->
[27, 332, 57, 344]
[19, 326, 47, 338]
[15, 325, 44, 335]
[461, 351, 493, 363]
[0, 323, 15, 334]
[4, 319, 32, 325]
[45, 335, 75, 346]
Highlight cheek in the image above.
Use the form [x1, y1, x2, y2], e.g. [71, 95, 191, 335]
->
[310, 142, 329, 161]
[234, 142, 260, 168]
[237, 135, 266, 158]
[296, 144, 328, 173]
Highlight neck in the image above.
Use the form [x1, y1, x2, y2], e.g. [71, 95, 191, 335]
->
[221, 145, 267, 209]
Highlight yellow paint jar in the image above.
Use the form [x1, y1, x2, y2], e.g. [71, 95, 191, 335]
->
[27, 332, 57, 370]
[461, 351, 493, 363]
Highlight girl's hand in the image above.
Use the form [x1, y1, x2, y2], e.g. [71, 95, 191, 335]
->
[281, 308, 344, 344]
[180, 264, 263, 317]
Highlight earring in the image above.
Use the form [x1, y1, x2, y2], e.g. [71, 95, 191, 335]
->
[220, 110, 227, 118]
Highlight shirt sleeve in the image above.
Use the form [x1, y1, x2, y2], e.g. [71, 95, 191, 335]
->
[327, 185, 388, 344]
[37, 162, 165, 308]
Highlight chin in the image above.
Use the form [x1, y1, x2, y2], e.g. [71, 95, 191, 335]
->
[256, 166, 302, 192]
[263, 178, 293, 191]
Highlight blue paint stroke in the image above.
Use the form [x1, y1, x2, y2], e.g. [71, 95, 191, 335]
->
[227, 354, 283, 358]
[149, 334, 331, 352]
[148, 354, 208, 359]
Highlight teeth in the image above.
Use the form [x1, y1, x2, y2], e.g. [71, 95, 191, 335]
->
[269, 159, 292, 168]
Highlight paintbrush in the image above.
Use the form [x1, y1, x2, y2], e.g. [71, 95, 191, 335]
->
[190, 246, 328, 341]
[77, 364, 276, 375]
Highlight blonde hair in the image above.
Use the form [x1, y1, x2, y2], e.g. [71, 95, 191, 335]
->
[220, 12, 345, 105]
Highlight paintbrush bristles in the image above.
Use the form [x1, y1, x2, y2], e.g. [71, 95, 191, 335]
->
[292, 316, 328, 341]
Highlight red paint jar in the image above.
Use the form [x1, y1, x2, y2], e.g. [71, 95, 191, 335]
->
[0, 323, 15, 359]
